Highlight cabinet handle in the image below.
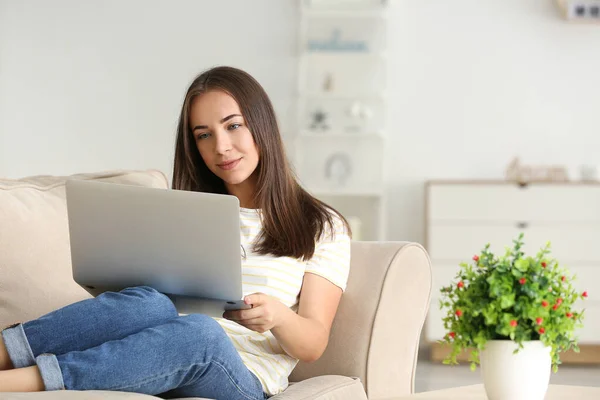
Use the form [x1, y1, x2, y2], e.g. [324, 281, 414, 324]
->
[516, 222, 529, 229]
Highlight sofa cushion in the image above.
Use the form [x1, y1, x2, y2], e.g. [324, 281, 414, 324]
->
[271, 376, 367, 400]
[0, 170, 169, 329]
[0, 377, 365, 400]
[1, 391, 212, 400]
[0, 391, 178, 399]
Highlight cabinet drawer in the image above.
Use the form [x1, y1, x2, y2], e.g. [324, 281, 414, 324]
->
[428, 184, 600, 223]
[428, 224, 600, 264]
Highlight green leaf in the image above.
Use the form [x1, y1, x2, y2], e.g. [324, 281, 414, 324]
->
[511, 268, 523, 277]
[515, 259, 529, 272]
[500, 293, 516, 309]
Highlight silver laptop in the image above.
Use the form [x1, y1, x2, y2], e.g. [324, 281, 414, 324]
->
[65, 179, 250, 317]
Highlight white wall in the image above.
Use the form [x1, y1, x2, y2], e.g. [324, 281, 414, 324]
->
[0, 0, 297, 179]
[386, 0, 600, 243]
[2, 0, 600, 245]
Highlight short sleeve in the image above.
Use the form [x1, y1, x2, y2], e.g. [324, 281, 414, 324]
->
[304, 216, 351, 291]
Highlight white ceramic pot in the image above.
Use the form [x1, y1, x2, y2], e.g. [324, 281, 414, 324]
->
[480, 340, 551, 400]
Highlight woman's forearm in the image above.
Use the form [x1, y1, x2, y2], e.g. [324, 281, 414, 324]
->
[271, 306, 329, 363]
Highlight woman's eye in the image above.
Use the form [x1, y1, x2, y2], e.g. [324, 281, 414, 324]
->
[197, 133, 210, 140]
[228, 123, 241, 130]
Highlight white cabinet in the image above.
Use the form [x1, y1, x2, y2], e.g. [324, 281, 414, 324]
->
[425, 181, 600, 346]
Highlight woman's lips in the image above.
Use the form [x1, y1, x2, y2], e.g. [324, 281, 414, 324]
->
[217, 158, 242, 170]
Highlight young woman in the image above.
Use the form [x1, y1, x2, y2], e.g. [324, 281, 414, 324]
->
[0, 66, 351, 399]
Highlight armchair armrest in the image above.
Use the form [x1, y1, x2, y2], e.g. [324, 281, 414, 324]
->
[290, 242, 432, 399]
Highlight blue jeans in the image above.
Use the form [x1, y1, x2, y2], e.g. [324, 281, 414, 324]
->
[1, 286, 266, 400]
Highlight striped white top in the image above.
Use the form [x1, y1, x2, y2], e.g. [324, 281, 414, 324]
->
[214, 207, 351, 396]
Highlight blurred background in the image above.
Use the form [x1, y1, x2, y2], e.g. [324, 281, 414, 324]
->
[1, 0, 599, 392]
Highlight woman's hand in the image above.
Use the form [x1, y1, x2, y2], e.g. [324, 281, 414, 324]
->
[223, 293, 290, 333]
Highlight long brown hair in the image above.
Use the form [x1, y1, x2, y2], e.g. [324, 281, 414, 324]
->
[173, 66, 350, 260]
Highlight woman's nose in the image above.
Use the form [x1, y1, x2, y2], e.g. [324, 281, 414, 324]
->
[214, 131, 232, 154]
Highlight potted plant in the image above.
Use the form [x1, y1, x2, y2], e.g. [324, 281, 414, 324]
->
[439, 233, 588, 400]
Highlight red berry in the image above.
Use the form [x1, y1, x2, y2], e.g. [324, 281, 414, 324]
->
[561, 276, 566, 282]
[553, 304, 559, 311]
[473, 255, 479, 262]
[541, 300, 549, 307]
[583, 291, 588, 298]
[457, 281, 464, 289]
[449, 332, 456, 339]
[556, 298, 563, 305]
[539, 327, 545, 334]
[456, 310, 463, 317]
[541, 262, 547, 268]
[510, 320, 518, 327]
[519, 278, 526, 285]
[536, 317, 543, 325]
[566, 312, 573, 318]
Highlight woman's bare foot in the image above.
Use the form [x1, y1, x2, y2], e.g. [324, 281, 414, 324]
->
[0, 366, 44, 392]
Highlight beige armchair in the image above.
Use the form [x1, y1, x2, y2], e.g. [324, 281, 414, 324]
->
[0, 170, 432, 400]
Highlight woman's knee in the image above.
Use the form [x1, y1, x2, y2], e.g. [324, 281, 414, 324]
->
[175, 314, 229, 345]
[116, 286, 178, 319]
[179, 314, 222, 331]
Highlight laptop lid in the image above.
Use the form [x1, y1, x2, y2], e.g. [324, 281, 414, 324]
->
[65, 179, 244, 309]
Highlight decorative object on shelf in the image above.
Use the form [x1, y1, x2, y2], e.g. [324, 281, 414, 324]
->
[439, 233, 587, 400]
[322, 72, 334, 92]
[348, 101, 373, 119]
[325, 152, 352, 187]
[302, 98, 382, 135]
[344, 100, 374, 133]
[307, 28, 369, 53]
[580, 164, 598, 182]
[309, 108, 330, 131]
[556, 0, 600, 22]
[304, 0, 388, 9]
[505, 157, 569, 184]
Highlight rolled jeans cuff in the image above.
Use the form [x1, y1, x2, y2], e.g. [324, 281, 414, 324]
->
[1, 323, 36, 368]
[36, 353, 65, 391]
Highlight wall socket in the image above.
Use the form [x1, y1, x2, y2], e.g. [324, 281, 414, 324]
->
[556, 0, 600, 21]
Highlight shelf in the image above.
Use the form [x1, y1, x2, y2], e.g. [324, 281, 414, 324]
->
[296, 89, 389, 100]
[297, 92, 388, 100]
[301, 0, 389, 14]
[299, 92, 389, 100]
[300, 52, 387, 61]
[303, 51, 389, 59]
[307, 187, 385, 197]
[296, 131, 385, 140]
[301, 8, 389, 19]
[298, 53, 387, 97]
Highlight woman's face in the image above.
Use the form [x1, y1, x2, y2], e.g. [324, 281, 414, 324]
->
[189, 90, 260, 188]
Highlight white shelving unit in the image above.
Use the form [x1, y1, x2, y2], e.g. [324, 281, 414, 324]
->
[294, 0, 389, 241]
